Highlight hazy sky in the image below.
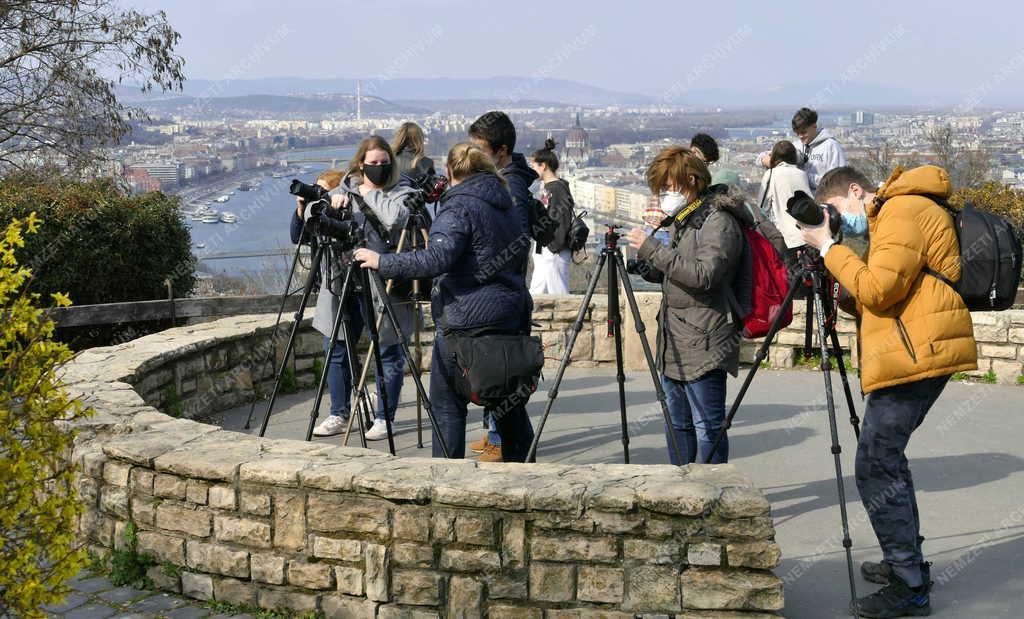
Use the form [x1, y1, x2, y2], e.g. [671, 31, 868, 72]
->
[127, 0, 1024, 102]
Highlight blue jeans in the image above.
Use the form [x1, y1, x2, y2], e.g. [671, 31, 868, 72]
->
[429, 330, 533, 461]
[856, 374, 949, 588]
[323, 300, 405, 421]
[661, 370, 728, 464]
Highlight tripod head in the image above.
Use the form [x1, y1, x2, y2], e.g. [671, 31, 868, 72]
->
[603, 225, 623, 249]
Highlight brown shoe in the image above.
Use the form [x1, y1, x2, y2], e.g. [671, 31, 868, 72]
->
[469, 435, 489, 454]
[478, 442, 503, 463]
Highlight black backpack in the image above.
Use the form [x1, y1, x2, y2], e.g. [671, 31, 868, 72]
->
[924, 200, 1022, 311]
[567, 209, 590, 253]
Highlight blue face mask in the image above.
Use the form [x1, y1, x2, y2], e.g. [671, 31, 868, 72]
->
[841, 212, 868, 237]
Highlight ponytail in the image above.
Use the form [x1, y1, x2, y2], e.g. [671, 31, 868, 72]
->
[531, 138, 559, 173]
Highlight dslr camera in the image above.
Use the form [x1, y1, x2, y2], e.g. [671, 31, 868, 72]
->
[786, 190, 842, 238]
[290, 179, 361, 248]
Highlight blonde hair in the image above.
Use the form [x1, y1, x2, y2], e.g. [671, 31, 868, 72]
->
[446, 142, 503, 184]
[347, 135, 398, 188]
[646, 146, 711, 196]
[392, 122, 426, 166]
[316, 169, 344, 190]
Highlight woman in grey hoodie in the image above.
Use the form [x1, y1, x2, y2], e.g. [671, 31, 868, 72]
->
[307, 135, 420, 441]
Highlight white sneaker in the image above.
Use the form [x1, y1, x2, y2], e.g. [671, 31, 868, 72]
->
[312, 414, 348, 437]
[364, 419, 392, 441]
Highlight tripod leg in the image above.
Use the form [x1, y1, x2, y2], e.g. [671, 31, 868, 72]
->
[358, 268, 397, 456]
[811, 272, 859, 613]
[525, 252, 607, 463]
[305, 261, 357, 441]
[607, 252, 630, 463]
[803, 293, 814, 361]
[829, 328, 862, 439]
[414, 303, 424, 449]
[613, 253, 684, 466]
[258, 243, 326, 438]
[704, 272, 805, 463]
[244, 237, 306, 429]
[365, 270, 450, 459]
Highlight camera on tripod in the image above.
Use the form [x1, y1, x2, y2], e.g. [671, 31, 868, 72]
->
[787, 190, 842, 238]
[291, 179, 362, 248]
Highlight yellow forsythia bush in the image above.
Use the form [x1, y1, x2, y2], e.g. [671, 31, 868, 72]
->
[0, 214, 91, 617]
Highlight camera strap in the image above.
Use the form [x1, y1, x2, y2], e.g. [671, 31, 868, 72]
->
[348, 192, 395, 249]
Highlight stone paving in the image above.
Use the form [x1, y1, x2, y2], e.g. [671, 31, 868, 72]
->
[44, 572, 253, 619]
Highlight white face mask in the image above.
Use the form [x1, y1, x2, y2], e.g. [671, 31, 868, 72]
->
[660, 191, 687, 215]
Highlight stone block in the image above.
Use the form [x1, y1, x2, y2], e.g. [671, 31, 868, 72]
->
[687, 543, 722, 566]
[322, 594, 377, 617]
[487, 606, 542, 619]
[156, 503, 211, 538]
[1008, 327, 1024, 344]
[312, 536, 362, 561]
[485, 573, 528, 600]
[448, 576, 483, 618]
[146, 565, 180, 593]
[251, 553, 286, 585]
[208, 485, 236, 510]
[394, 507, 430, 542]
[637, 481, 720, 516]
[439, 548, 501, 572]
[130, 468, 155, 495]
[392, 569, 443, 606]
[394, 543, 434, 567]
[239, 490, 271, 515]
[131, 496, 157, 527]
[623, 538, 683, 564]
[213, 576, 256, 606]
[980, 343, 1019, 359]
[974, 325, 1008, 342]
[577, 565, 624, 604]
[82, 451, 106, 478]
[455, 513, 494, 546]
[185, 479, 209, 505]
[725, 541, 782, 569]
[273, 490, 306, 550]
[288, 561, 334, 590]
[624, 565, 681, 612]
[365, 542, 390, 602]
[214, 514, 272, 548]
[591, 511, 644, 534]
[335, 566, 364, 596]
[501, 517, 526, 567]
[680, 567, 783, 611]
[529, 562, 574, 603]
[308, 494, 390, 538]
[154, 474, 187, 500]
[716, 487, 771, 519]
[186, 540, 249, 578]
[181, 571, 214, 601]
[137, 531, 184, 564]
[704, 516, 775, 541]
[530, 534, 618, 563]
[103, 461, 132, 487]
[100, 486, 129, 518]
[257, 588, 319, 612]
[992, 359, 1024, 384]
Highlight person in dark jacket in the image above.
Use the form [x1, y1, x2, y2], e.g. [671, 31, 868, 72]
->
[626, 147, 744, 465]
[353, 142, 535, 462]
[392, 121, 436, 184]
[528, 138, 575, 294]
[467, 110, 538, 460]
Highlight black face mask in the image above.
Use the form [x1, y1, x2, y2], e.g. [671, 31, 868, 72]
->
[362, 163, 392, 186]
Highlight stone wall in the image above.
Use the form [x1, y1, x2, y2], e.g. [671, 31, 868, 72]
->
[63, 314, 785, 617]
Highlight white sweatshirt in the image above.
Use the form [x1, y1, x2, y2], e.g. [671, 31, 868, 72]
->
[758, 162, 811, 249]
[755, 128, 847, 190]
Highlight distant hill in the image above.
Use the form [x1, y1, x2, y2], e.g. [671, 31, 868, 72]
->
[121, 76, 654, 107]
[139, 93, 428, 118]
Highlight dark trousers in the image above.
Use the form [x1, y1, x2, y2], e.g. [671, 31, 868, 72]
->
[661, 369, 728, 465]
[429, 330, 534, 462]
[856, 374, 950, 588]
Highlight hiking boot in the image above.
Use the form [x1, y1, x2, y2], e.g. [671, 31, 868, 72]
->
[862, 537, 928, 586]
[468, 435, 489, 454]
[851, 573, 931, 618]
[312, 414, 348, 437]
[478, 442, 503, 463]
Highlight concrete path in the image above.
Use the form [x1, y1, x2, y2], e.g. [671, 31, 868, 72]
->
[215, 366, 1024, 619]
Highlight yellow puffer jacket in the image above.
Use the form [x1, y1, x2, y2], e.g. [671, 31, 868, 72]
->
[824, 166, 978, 393]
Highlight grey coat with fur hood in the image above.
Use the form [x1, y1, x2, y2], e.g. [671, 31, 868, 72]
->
[637, 187, 746, 382]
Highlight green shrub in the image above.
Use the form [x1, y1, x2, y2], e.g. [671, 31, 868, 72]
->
[108, 523, 154, 588]
[982, 369, 998, 384]
[950, 182, 1024, 232]
[0, 214, 91, 618]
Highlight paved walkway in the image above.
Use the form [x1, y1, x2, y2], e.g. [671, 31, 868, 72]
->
[216, 367, 1024, 619]
[44, 572, 251, 619]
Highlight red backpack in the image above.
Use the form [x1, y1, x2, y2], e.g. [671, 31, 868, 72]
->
[724, 208, 793, 339]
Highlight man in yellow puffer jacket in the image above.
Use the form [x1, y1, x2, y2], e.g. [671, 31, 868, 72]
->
[802, 165, 977, 618]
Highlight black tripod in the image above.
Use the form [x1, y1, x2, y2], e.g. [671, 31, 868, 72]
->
[526, 226, 684, 464]
[705, 251, 862, 617]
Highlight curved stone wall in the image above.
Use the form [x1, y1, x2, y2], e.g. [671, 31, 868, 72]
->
[63, 314, 785, 617]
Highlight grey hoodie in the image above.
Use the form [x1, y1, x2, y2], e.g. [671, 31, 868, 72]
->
[311, 175, 417, 345]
